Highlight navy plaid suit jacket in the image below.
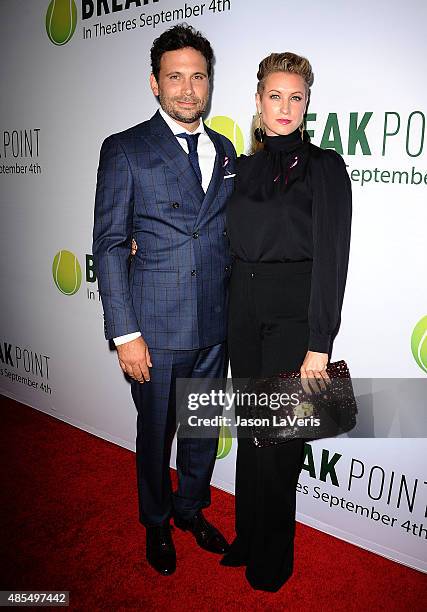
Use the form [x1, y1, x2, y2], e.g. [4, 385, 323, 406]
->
[93, 110, 236, 350]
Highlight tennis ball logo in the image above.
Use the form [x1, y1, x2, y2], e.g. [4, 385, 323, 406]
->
[411, 315, 427, 374]
[46, 0, 77, 46]
[205, 116, 244, 156]
[216, 424, 232, 459]
[52, 250, 82, 295]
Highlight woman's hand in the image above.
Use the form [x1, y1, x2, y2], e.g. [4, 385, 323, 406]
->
[300, 351, 330, 394]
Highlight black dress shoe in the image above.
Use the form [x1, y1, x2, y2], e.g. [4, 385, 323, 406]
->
[174, 510, 229, 554]
[220, 552, 247, 567]
[145, 523, 176, 575]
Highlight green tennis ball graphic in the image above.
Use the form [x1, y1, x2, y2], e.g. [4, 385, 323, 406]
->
[411, 315, 427, 374]
[216, 424, 232, 459]
[46, 0, 77, 46]
[52, 250, 82, 295]
[205, 116, 244, 156]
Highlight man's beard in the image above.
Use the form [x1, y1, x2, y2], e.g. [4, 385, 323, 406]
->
[159, 92, 207, 124]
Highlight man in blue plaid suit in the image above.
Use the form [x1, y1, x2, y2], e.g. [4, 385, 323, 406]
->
[92, 25, 236, 576]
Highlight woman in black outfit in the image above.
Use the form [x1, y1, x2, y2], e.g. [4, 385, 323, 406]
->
[221, 52, 352, 591]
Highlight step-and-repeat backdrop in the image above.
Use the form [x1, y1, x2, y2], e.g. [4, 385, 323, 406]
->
[1, 0, 426, 573]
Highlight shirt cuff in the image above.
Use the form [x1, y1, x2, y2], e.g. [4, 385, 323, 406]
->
[308, 331, 331, 354]
[113, 332, 141, 346]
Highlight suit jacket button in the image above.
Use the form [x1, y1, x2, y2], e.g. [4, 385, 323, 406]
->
[172, 202, 180, 208]
[223, 230, 227, 236]
[192, 231, 199, 239]
[191, 269, 197, 276]
[225, 266, 230, 273]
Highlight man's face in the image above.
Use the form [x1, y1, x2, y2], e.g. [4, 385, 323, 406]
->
[150, 47, 210, 130]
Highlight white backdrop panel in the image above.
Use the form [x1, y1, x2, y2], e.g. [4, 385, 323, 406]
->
[1, 0, 426, 573]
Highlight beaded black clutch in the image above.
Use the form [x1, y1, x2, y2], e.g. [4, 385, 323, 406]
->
[240, 360, 357, 447]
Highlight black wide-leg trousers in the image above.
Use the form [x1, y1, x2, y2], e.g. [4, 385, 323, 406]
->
[228, 259, 311, 592]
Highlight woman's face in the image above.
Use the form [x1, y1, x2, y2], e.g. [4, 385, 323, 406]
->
[256, 71, 307, 137]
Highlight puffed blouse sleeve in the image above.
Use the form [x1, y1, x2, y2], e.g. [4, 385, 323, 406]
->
[308, 149, 352, 354]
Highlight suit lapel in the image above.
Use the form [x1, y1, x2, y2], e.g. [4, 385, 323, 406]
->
[194, 125, 225, 228]
[136, 112, 225, 223]
[140, 110, 205, 203]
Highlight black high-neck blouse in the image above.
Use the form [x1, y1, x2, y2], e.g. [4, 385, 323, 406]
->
[226, 128, 352, 354]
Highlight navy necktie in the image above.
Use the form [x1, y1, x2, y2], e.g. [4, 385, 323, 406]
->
[176, 132, 203, 186]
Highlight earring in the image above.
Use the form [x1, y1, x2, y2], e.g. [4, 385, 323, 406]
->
[254, 111, 265, 143]
[299, 119, 305, 142]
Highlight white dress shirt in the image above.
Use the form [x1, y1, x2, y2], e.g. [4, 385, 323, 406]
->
[113, 108, 216, 346]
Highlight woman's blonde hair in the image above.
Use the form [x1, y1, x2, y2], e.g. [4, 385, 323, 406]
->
[251, 52, 314, 153]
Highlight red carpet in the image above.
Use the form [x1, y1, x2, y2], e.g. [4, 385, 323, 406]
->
[1, 395, 426, 611]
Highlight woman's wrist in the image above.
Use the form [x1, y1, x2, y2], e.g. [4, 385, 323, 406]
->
[308, 330, 331, 354]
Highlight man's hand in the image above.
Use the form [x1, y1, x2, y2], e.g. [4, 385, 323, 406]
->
[300, 350, 329, 394]
[116, 336, 152, 383]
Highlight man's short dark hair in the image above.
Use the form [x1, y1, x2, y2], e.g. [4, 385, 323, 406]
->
[150, 23, 214, 81]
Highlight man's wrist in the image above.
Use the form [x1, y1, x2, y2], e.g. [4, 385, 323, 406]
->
[113, 332, 141, 346]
